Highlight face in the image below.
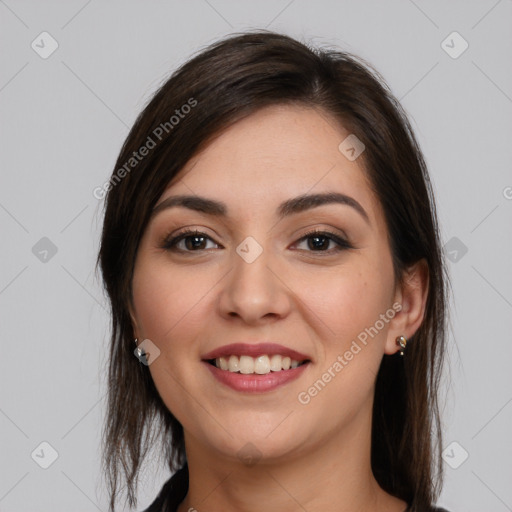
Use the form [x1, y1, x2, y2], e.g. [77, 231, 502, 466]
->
[130, 105, 405, 463]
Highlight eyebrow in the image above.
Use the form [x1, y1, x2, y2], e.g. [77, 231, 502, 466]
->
[151, 192, 370, 225]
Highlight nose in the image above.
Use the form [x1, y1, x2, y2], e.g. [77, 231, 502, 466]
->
[217, 242, 292, 325]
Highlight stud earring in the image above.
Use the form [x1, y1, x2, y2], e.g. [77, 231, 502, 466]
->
[395, 335, 407, 356]
[134, 338, 144, 359]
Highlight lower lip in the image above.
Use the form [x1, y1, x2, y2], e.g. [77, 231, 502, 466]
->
[203, 361, 310, 393]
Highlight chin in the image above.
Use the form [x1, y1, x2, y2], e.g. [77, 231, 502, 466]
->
[196, 414, 312, 464]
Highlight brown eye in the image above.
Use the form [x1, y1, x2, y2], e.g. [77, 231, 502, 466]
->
[162, 229, 221, 252]
[293, 230, 352, 253]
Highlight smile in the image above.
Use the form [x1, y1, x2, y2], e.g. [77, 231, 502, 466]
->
[207, 354, 309, 375]
[203, 358, 311, 393]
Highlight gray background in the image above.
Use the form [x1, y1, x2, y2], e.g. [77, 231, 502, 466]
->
[1, 1, 511, 511]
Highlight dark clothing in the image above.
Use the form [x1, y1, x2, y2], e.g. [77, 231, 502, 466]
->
[142, 464, 188, 512]
[141, 464, 450, 512]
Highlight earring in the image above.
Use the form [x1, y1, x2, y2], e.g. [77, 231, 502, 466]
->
[395, 335, 407, 356]
[134, 338, 144, 359]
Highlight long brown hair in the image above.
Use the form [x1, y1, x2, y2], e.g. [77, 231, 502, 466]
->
[97, 30, 449, 511]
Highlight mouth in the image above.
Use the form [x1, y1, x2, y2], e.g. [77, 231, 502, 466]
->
[201, 342, 312, 393]
[204, 354, 311, 375]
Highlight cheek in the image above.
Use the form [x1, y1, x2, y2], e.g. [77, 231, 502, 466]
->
[298, 264, 390, 346]
[131, 257, 215, 342]
[295, 268, 392, 424]
[131, 259, 212, 421]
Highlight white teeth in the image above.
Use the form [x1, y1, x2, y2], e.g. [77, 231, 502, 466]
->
[239, 355, 255, 374]
[228, 355, 240, 372]
[212, 354, 305, 374]
[254, 355, 270, 374]
[269, 354, 282, 372]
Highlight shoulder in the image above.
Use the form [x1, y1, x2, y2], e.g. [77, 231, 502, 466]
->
[139, 464, 188, 512]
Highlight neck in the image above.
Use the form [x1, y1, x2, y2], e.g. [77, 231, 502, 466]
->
[177, 399, 407, 512]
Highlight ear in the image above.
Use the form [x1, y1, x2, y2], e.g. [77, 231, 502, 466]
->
[384, 258, 429, 355]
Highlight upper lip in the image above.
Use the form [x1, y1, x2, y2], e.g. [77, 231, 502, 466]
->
[201, 343, 311, 362]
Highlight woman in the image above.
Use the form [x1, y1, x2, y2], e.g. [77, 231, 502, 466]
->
[98, 30, 451, 512]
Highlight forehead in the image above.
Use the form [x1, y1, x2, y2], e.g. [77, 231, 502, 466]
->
[159, 105, 381, 225]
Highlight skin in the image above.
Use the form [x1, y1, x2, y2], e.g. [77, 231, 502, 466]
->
[130, 104, 429, 512]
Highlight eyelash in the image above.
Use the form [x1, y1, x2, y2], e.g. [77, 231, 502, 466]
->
[160, 228, 353, 255]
